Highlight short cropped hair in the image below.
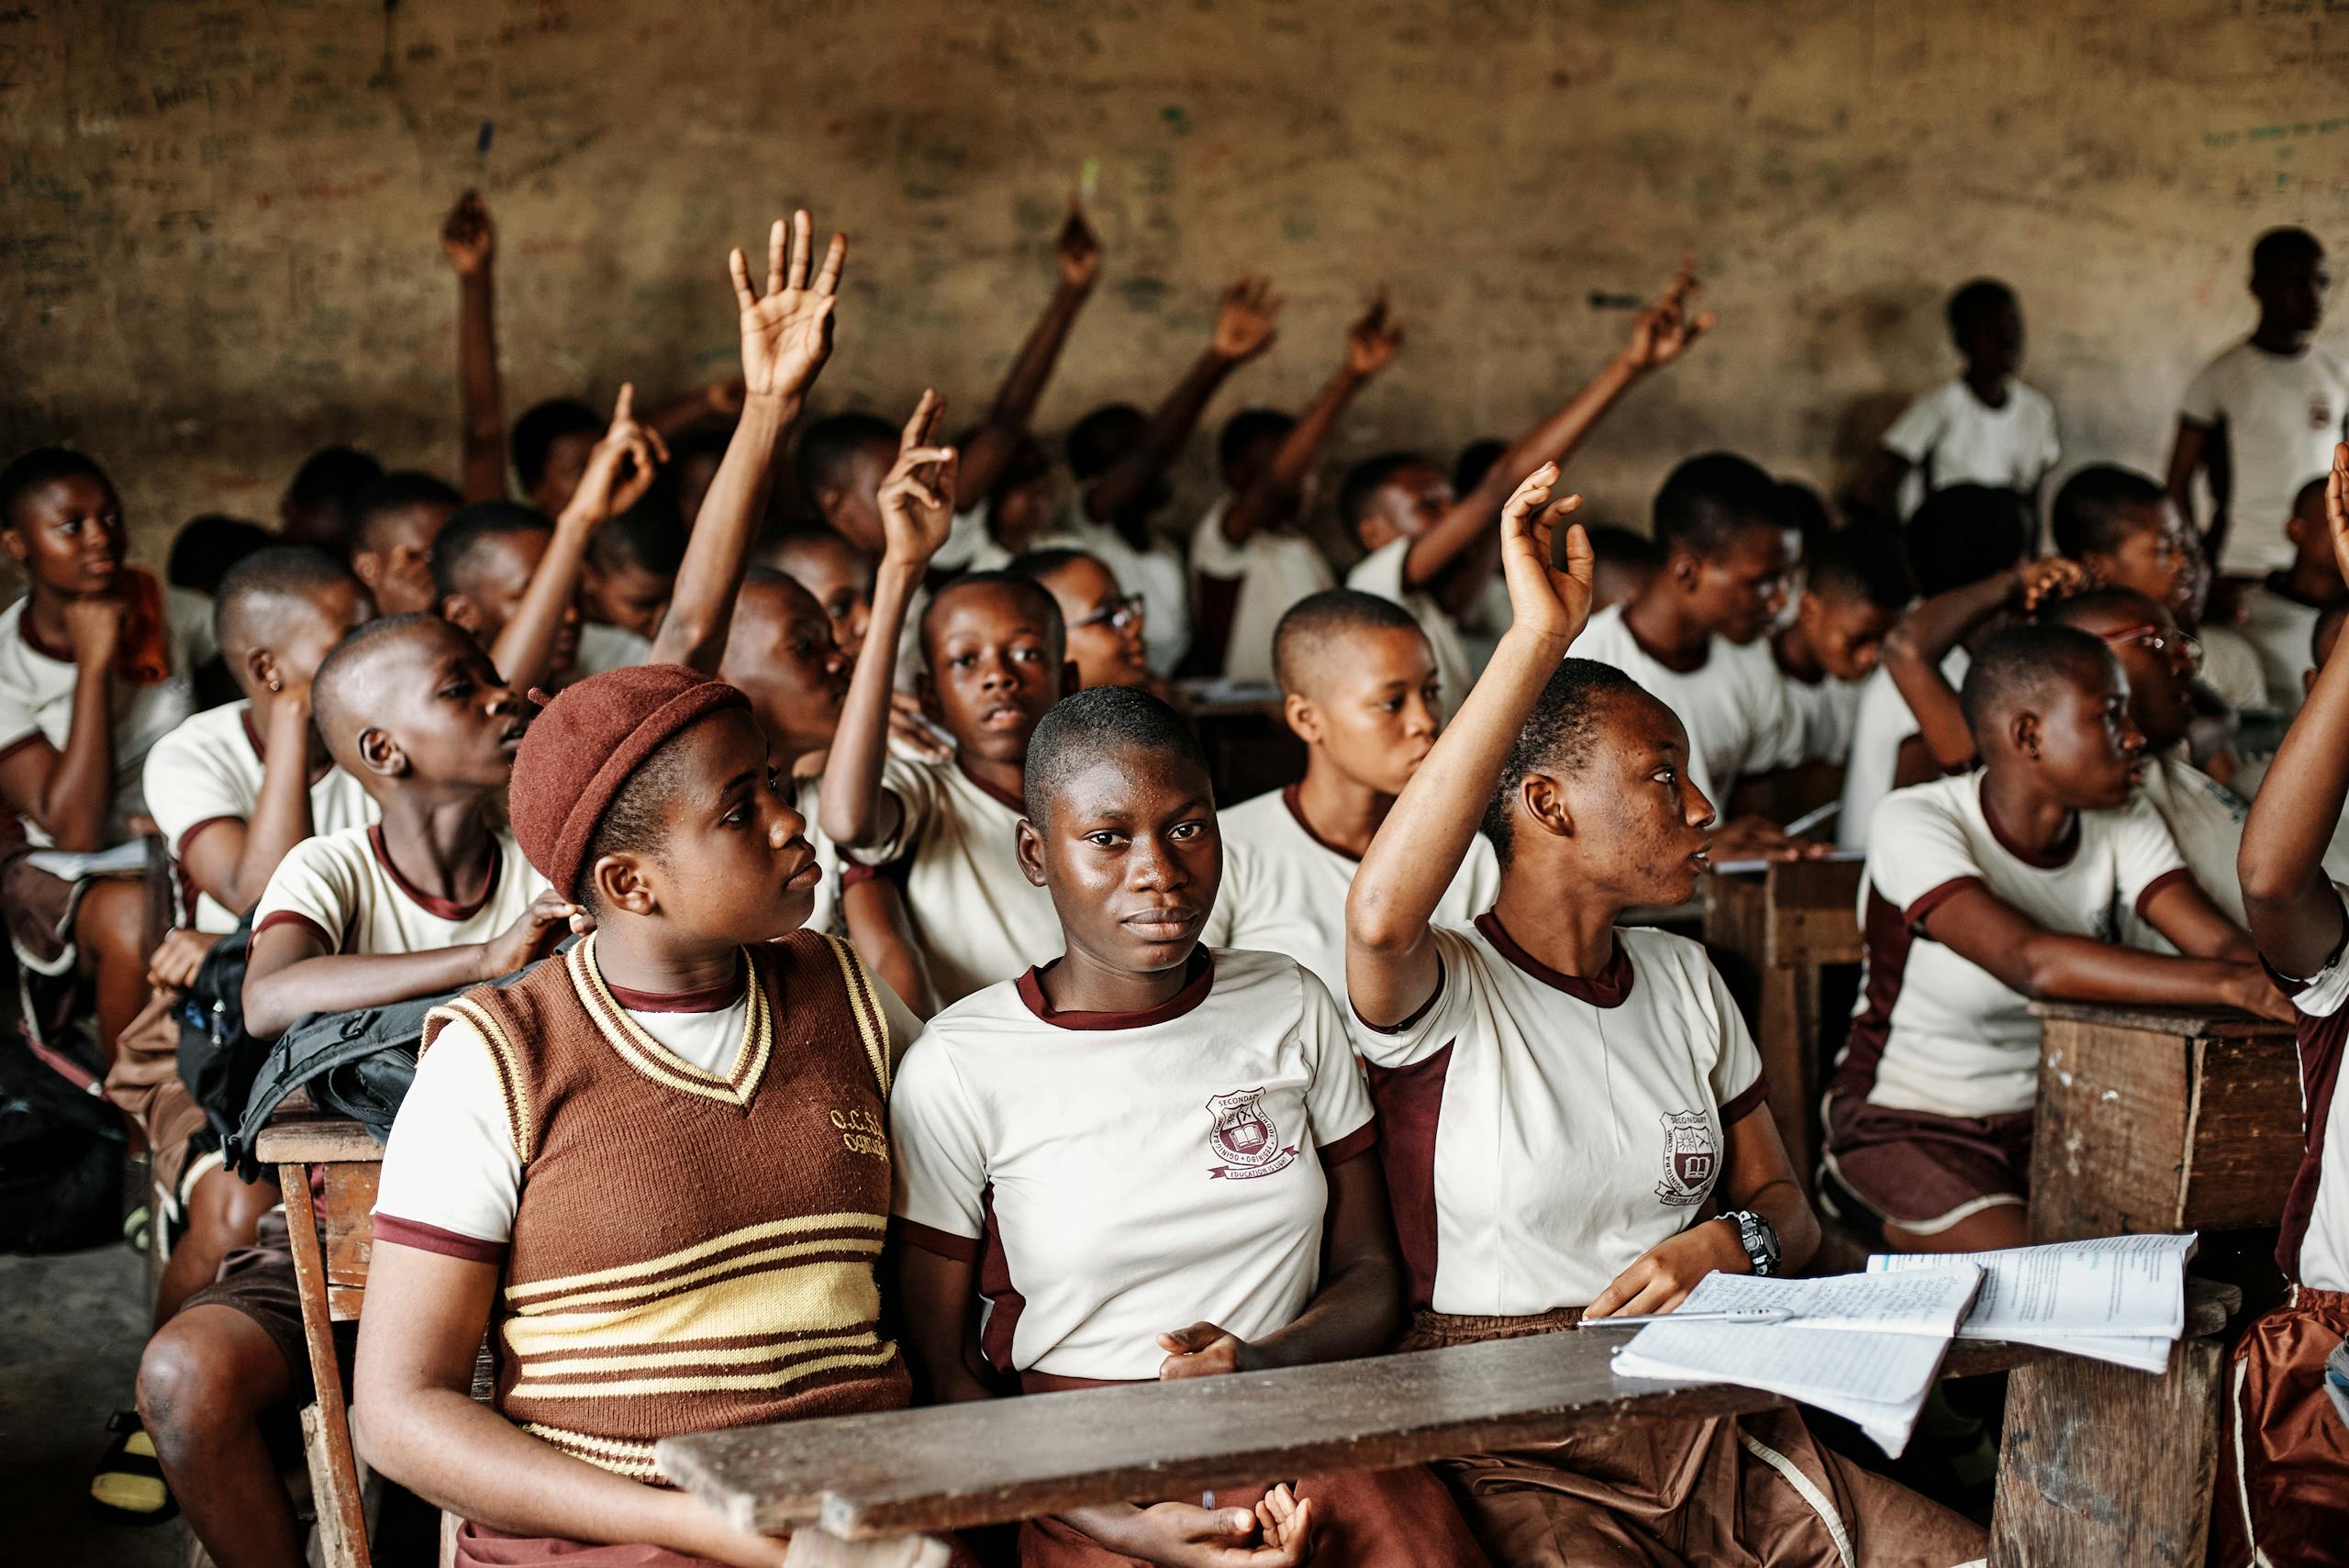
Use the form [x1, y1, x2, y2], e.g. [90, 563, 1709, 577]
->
[1068, 404, 1147, 481]
[431, 500, 550, 603]
[586, 500, 688, 579]
[284, 446, 383, 523]
[511, 400, 600, 493]
[310, 612, 455, 760]
[1807, 527, 1915, 612]
[168, 514, 273, 595]
[215, 546, 359, 658]
[1585, 524, 1661, 573]
[1453, 439, 1508, 497]
[796, 413, 897, 507]
[1776, 481, 1835, 552]
[579, 737, 697, 914]
[2253, 227, 2323, 277]
[1006, 547, 1097, 584]
[1023, 685, 1209, 828]
[1337, 451, 1431, 528]
[0, 447, 109, 531]
[1957, 622, 2116, 740]
[1271, 588, 1422, 695]
[2051, 464, 2168, 561]
[1946, 279, 2017, 341]
[1218, 408, 1293, 472]
[2040, 584, 2164, 634]
[1481, 658, 1650, 866]
[351, 471, 461, 553]
[1652, 452, 1785, 560]
[1903, 484, 2033, 597]
[918, 571, 1067, 664]
[2295, 473, 2330, 517]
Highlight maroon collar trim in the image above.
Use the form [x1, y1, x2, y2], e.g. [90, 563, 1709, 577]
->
[368, 824, 502, 922]
[17, 605, 71, 663]
[606, 964, 749, 1015]
[956, 757, 1029, 815]
[241, 708, 336, 786]
[1977, 783, 2078, 871]
[1281, 783, 1364, 863]
[1016, 949, 1216, 1030]
[1474, 911, 1635, 1008]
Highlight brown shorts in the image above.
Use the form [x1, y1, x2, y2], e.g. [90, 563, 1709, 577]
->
[2215, 1284, 2349, 1568]
[1822, 1092, 2033, 1235]
[177, 1207, 344, 1402]
[102, 990, 215, 1210]
[0, 844, 84, 973]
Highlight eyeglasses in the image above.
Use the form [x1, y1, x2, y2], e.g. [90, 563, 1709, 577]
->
[1075, 594, 1147, 632]
[2097, 624, 2203, 673]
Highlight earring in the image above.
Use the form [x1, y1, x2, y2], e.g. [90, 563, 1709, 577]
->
[2025, 745, 2040, 760]
[268, 679, 283, 694]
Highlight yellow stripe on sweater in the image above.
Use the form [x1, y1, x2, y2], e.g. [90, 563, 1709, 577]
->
[520, 1329, 885, 1380]
[504, 1212, 884, 1305]
[502, 1256, 882, 1358]
[519, 1423, 662, 1480]
[820, 933, 892, 1095]
[512, 1344, 902, 1401]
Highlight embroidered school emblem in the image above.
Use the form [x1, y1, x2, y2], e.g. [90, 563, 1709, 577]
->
[1654, 1109, 1717, 1206]
[1205, 1088, 1298, 1180]
[2311, 395, 2337, 432]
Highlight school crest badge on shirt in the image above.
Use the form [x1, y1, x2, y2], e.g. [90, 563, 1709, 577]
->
[1655, 1109, 1717, 1206]
[1205, 1088, 1297, 1180]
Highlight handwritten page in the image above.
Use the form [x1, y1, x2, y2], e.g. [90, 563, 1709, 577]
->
[1868, 1233, 2195, 1371]
[1608, 1265, 1982, 1455]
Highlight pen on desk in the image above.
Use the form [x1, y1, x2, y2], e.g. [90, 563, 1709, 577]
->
[1784, 801, 1840, 839]
[1573, 1307, 1793, 1329]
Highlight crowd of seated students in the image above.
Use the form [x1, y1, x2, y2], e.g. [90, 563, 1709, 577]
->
[5, 192, 2346, 1568]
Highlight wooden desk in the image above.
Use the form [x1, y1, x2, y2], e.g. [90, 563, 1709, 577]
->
[2029, 1001, 2302, 1243]
[255, 1102, 384, 1568]
[662, 1284, 2236, 1568]
[1701, 857, 1865, 1194]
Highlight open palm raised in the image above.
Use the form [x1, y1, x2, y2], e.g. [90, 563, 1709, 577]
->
[729, 209, 848, 401]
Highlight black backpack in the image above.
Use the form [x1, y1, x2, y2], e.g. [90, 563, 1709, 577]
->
[0, 1034, 126, 1253]
[173, 910, 263, 1153]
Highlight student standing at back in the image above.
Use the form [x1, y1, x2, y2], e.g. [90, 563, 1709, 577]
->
[1191, 294, 1403, 681]
[1851, 278, 2061, 522]
[2169, 227, 2347, 579]
[2223, 439, 2349, 1568]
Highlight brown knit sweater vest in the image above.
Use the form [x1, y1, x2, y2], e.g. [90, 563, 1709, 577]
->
[419, 931, 910, 1484]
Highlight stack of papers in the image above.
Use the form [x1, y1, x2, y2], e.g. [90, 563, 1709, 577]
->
[1869, 1232, 2198, 1372]
[1611, 1265, 1984, 1456]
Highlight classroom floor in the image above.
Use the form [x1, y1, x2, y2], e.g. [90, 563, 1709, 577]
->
[1, 1243, 189, 1568]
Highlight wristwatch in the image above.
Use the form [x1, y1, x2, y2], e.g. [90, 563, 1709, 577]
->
[1721, 1209, 1781, 1277]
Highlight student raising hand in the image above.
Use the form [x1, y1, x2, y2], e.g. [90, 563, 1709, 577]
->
[1498, 461, 1595, 649]
[567, 383, 668, 526]
[1343, 288, 1404, 379]
[1210, 275, 1282, 365]
[1619, 250, 1716, 372]
[440, 190, 494, 276]
[729, 209, 847, 403]
[1057, 201, 1103, 293]
[876, 389, 961, 563]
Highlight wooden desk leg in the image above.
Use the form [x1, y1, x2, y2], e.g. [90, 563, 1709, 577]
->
[280, 1162, 373, 1568]
[1757, 963, 1823, 1198]
[1987, 1337, 2224, 1566]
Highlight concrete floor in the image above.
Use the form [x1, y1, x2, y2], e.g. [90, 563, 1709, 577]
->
[0, 1243, 188, 1568]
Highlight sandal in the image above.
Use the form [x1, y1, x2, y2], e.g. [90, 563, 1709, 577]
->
[89, 1408, 176, 1524]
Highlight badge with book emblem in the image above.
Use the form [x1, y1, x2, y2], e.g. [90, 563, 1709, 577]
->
[1205, 1087, 1297, 1180]
[1654, 1108, 1717, 1206]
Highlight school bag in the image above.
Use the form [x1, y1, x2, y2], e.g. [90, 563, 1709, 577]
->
[0, 1031, 127, 1253]
[173, 910, 262, 1154]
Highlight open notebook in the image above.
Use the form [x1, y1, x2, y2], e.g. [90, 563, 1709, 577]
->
[1868, 1231, 2198, 1372]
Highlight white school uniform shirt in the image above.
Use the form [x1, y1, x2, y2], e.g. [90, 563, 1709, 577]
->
[890, 948, 1375, 1381]
[1842, 773, 2188, 1119]
[572, 622, 651, 681]
[2200, 623, 2269, 716]
[1351, 917, 1766, 1316]
[791, 776, 844, 939]
[2125, 753, 2248, 953]
[1203, 784, 1498, 1003]
[846, 755, 1060, 1005]
[252, 823, 549, 959]
[1345, 539, 1475, 718]
[141, 701, 382, 933]
[1780, 671, 1867, 765]
[1880, 377, 2062, 515]
[2237, 584, 2325, 715]
[0, 586, 214, 847]
[1189, 499, 1336, 684]
[1837, 650, 1969, 851]
[933, 504, 1012, 576]
[1573, 604, 1805, 806]
[1035, 499, 1190, 675]
[2180, 340, 2349, 575]
[373, 941, 922, 1256]
[2271, 904, 2349, 1293]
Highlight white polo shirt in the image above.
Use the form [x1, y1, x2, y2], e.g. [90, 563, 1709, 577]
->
[1190, 500, 1336, 684]
[1880, 378, 2062, 517]
[1203, 784, 1497, 1002]
[253, 824, 550, 959]
[1837, 651, 1969, 851]
[1573, 604, 1805, 806]
[1345, 539, 1476, 717]
[2181, 340, 2349, 575]
[2274, 901, 2349, 1294]
[2238, 584, 2326, 715]
[1352, 917, 1766, 1316]
[1780, 671, 1867, 765]
[2201, 624, 2269, 716]
[0, 585, 215, 846]
[2126, 754, 2248, 954]
[1841, 773, 2188, 1119]
[846, 756, 1060, 1005]
[142, 701, 382, 932]
[891, 948, 1376, 1381]
[572, 622, 651, 681]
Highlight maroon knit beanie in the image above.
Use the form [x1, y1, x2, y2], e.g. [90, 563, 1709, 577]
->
[508, 664, 749, 902]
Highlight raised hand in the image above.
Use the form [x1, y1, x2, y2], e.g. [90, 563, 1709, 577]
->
[1209, 275, 1282, 363]
[1620, 250, 1716, 372]
[569, 384, 670, 522]
[441, 190, 495, 277]
[875, 390, 960, 569]
[1058, 202, 1103, 293]
[1342, 289, 1404, 379]
[1497, 462, 1594, 648]
[2327, 441, 2349, 587]
[728, 210, 848, 403]
[2018, 555, 2091, 612]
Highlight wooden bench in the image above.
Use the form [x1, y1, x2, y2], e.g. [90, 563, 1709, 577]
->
[662, 1282, 2238, 1568]
[2028, 1001, 2302, 1243]
[1702, 856, 1865, 1196]
[253, 1102, 384, 1568]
